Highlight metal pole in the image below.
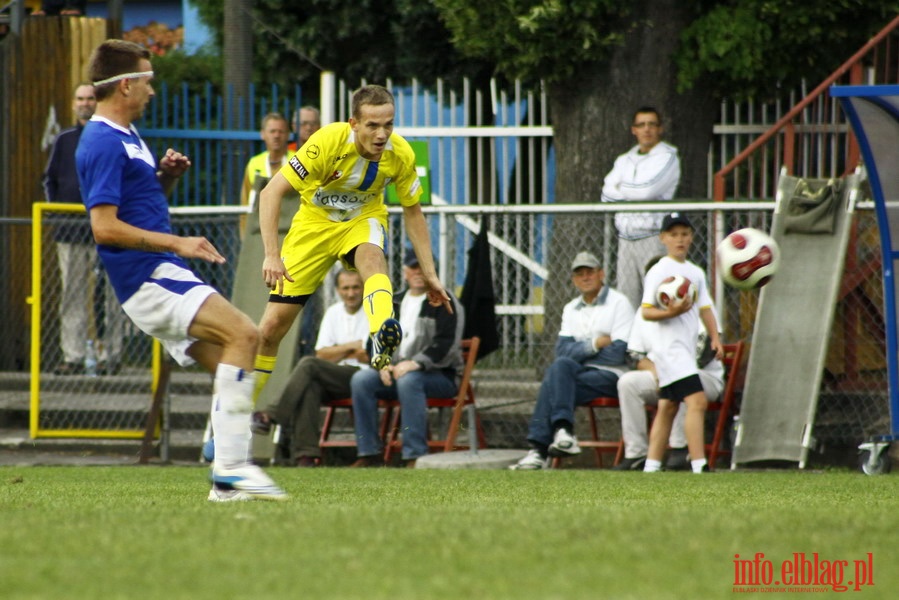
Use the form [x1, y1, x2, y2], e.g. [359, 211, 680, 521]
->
[320, 71, 336, 126]
[10, 0, 24, 34]
[467, 406, 479, 456]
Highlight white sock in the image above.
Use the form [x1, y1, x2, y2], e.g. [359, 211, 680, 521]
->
[210, 364, 255, 470]
[643, 459, 662, 472]
[691, 458, 708, 473]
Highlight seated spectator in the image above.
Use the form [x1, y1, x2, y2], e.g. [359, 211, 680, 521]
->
[509, 251, 633, 470]
[614, 309, 724, 471]
[349, 249, 463, 468]
[252, 269, 369, 467]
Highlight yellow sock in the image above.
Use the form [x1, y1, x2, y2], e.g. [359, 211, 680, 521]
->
[253, 355, 277, 405]
[363, 273, 394, 334]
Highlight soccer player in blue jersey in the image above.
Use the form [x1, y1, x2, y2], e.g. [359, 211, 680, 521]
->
[252, 84, 450, 402]
[75, 39, 286, 502]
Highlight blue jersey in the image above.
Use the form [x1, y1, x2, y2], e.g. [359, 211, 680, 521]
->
[76, 116, 187, 303]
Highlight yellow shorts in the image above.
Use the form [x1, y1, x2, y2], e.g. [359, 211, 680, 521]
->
[274, 214, 388, 297]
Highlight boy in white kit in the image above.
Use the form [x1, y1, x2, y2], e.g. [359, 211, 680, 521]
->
[640, 213, 722, 473]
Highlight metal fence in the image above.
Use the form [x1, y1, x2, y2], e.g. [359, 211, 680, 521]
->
[138, 76, 555, 209]
[19, 201, 888, 452]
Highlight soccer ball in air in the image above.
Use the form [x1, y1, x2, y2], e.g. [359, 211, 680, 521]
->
[656, 275, 697, 308]
[716, 228, 781, 290]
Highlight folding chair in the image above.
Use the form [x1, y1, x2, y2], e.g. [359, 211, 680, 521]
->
[550, 396, 623, 469]
[551, 341, 747, 470]
[319, 337, 487, 464]
[318, 397, 358, 463]
[382, 337, 487, 462]
[705, 341, 746, 469]
[637, 341, 747, 471]
[319, 396, 400, 464]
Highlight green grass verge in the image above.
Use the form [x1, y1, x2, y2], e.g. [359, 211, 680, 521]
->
[1, 466, 896, 599]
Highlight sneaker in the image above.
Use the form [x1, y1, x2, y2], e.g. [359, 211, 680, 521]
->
[548, 428, 581, 457]
[294, 456, 318, 468]
[665, 447, 690, 471]
[207, 484, 254, 503]
[201, 438, 215, 462]
[210, 464, 288, 501]
[509, 449, 549, 470]
[370, 318, 402, 370]
[348, 455, 385, 468]
[250, 411, 273, 435]
[612, 456, 647, 471]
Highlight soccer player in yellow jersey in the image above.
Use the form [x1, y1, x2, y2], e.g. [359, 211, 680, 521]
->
[253, 84, 451, 400]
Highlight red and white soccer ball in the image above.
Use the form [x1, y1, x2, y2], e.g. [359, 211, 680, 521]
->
[656, 275, 697, 308]
[716, 228, 781, 290]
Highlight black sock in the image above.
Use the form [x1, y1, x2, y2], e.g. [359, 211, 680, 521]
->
[552, 419, 574, 434]
[528, 442, 548, 458]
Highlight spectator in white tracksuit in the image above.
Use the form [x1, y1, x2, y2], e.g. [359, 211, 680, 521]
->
[601, 106, 680, 309]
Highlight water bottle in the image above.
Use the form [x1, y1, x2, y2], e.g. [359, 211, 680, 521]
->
[84, 340, 98, 377]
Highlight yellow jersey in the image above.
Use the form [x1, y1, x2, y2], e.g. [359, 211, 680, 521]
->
[280, 122, 422, 223]
[242, 151, 288, 208]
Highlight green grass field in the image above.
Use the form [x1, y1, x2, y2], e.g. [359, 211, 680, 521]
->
[1, 465, 896, 599]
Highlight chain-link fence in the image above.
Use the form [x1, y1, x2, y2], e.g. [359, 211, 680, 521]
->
[29, 204, 229, 436]
[404, 202, 889, 454]
[16, 201, 890, 454]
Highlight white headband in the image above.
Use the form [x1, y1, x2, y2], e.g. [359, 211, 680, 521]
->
[93, 70, 154, 87]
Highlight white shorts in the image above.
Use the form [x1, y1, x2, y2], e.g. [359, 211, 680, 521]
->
[121, 262, 218, 366]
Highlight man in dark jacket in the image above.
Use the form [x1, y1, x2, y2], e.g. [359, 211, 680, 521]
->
[42, 82, 124, 374]
[349, 249, 464, 467]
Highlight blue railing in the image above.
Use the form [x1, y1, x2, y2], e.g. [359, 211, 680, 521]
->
[139, 82, 306, 207]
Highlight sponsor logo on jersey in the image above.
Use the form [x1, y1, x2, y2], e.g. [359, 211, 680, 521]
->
[121, 140, 155, 167]
[289, 156, 308, 180]
[329, 170, 343, 182]
[312, 189, 378, 211]
[305, 144, 321, 159]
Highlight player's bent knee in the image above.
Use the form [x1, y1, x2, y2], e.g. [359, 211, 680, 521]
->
[233, 321, 259, 351]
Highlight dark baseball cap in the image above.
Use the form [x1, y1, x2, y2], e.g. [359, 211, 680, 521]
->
[403, 247, 420, 267]
[661, 212, 693, 232]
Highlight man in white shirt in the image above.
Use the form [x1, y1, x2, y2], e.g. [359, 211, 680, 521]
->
[510, 251, 634, 470]
[252, 269, 369, 466]
[601, 107, 681, 309]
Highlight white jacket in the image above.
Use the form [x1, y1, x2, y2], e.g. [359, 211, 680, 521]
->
[601, 141, 681, 240]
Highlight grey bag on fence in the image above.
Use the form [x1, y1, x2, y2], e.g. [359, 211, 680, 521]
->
[784, 178, 842, 234]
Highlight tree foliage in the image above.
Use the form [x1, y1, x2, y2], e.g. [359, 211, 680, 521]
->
[151, 46, 224, 95]
[432, 0, 630, 85]
[677, 0, 899, 100]
[436, 0, 899, 99]
[190, 0, 493, 95]
[187, 0, 899, 104]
